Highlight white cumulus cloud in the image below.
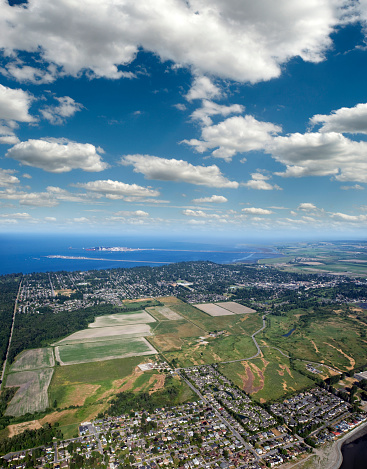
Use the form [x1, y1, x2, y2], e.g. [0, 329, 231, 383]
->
[0, 0, 351, 83]
[74, 179, 160, 200]
[185, 76, 222, 101]
[183, 115, 281, 161]
[0, 168, 20, 187]
[310, 102, 367, 134]
[242, 207, 273, 215]
[114, 210, 149, 217]
[0, 84, 35, 123]
[190, 100, 244, 126]
[6, 139, 108, 173]
[192, 195, 228, 203]
[298, 203, 317, 210]
[269, 132, 367, 182]
[242, 173, 282, 190]
[121, 154, 239, 188]
[40, 96, 83, 125]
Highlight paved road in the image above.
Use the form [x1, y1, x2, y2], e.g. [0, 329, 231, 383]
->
[48, 273, 56, 297]
[0, 280, 22, 389]
[177, 370, 260, 462]
[220, 314, 268, 364]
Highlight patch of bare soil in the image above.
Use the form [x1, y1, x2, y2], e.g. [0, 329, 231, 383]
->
[324, 342, 356, 370]
[8, 420, 42, 438]
[64, 384, 100, 407]
[241, 362, 265, 394]
[310, 339, 320, 354]
[149, 374, 165, 394]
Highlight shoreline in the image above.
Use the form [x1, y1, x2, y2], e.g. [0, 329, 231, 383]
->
[289, 420, 367, 469]
[324, 420, 367, 469]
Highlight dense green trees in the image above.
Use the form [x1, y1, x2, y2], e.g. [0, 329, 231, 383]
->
[8, 303, 114, 363]
[0, 423, 61, 456]
[103, 376, 180, 417]
[0, 276, 20, 370]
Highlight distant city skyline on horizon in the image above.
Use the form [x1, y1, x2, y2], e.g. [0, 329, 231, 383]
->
[0, 1, 367, 238]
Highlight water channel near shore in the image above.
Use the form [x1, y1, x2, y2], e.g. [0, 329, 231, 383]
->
[340, 430, 367, 468]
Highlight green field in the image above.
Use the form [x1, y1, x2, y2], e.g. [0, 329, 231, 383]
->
[10, 348, 55, 372]
[258, 242, 367, 276]
[261, 307, 367, 371]
[56, 337, 157, 365]
[5, 368, 54, 416]
[158, 297, 263, 335]
[218, 347, 314, 402]
[165, 334, 258, 367]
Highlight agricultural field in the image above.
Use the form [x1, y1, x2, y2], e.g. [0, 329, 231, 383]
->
[158, 297, 263, 335]
[9, 348, 55, 372]
[5, 368, 54, 416]
[122, 298, 161, 309]
[259, 242, 367, 276]
[55, 337, 157, 365]
[56, 324, 153, 345]
[216, 302, 257, 314]
[218, 347, 314, 403]
[146, 306, 182, 321]
[89, 310, 155, 328]
[194, 303, 234, 316]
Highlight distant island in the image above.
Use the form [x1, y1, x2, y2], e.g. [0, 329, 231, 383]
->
[84, 246, 141, 252]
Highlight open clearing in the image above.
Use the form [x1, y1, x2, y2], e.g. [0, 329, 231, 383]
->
[8, 420, 42, 438]
[89, 311, 155, 328]
[56, 337, 157, 365]
[146, 306, 182, 320]
[56, 324, 153, 345]
[194, 303, 234, 316]
[216, 302, 257, 314]
[10, 348, 54, 372]
[5, 368, 54, 416]
[218, 347, 314, 402]
[166, 334, 257, 367]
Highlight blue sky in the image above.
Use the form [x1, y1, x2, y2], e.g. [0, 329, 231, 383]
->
[1, 0, 367, 240]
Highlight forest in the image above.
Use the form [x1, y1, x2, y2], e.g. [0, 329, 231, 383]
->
[0, 423, 61, 457]
[0, 276, 20, 372]
[103, 376, 182, 417]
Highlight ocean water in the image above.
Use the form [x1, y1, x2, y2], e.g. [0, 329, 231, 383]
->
[0, 233, 281, 275]
[340, 431, 367, 469]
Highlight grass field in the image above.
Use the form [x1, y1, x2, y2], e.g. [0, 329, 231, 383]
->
[152, 320, 203, 337]
[47, 355, 195, 437]
[258, 242, 367, 276]
[89, 311, 155, 328]
[261, 307, 367, 371]
[51, 356, 153, 386]
[10, 348, 55, 372]
[218, 347, 314, 402]
[56, 337, 157, 365]
[165, 334, 257, 367]
[146, 306, 182, 321]
[5, 368, 54, 416]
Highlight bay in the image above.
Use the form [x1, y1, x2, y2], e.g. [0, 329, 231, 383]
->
[0, 233, 280, 275]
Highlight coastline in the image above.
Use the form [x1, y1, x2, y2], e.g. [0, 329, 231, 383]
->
[300, 420, 367, 469]
[329, 420, 367, 469]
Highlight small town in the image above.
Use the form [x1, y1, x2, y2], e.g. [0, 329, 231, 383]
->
[2, 363, 366, 469]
